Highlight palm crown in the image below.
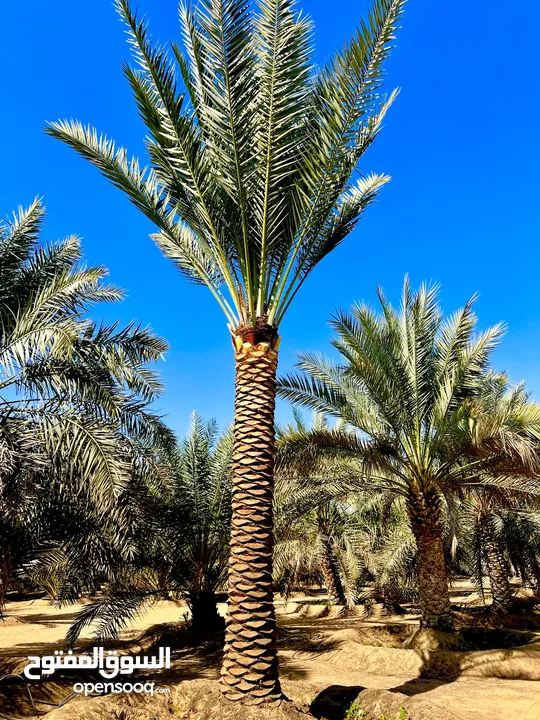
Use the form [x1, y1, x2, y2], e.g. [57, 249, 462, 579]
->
[47, 0, 403, 332]
[279, 279, 515, 493]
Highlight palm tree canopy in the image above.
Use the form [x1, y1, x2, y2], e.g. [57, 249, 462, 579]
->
[47, 0, 403, 332]
[0, 199, 170, 508]
[63, 412, 232, 644]
[278, 279, 540, 496]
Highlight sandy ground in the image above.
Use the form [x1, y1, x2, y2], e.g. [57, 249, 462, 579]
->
[0, 597, 192, 657]
[0, 587, 539, 719]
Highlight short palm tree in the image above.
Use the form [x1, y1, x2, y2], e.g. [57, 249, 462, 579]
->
[47, 0, 404, 702]
[64, 413, 232, 646]
[278, 279, 540, 630]
[348, 492, 419, 612]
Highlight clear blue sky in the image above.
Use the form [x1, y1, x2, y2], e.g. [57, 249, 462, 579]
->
[3, 0, 540, 433]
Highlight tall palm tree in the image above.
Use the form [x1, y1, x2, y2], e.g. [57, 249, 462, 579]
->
[46, 0, 404, 702]
[278, 279, 540, 630]
[0, 198, 170, 610]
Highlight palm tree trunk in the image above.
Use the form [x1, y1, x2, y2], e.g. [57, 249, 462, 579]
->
[220, 331, 282, 705]
[482, 519, 514, 612]
[524, 548, 540, 592]
[407, 488, 454, 631]
[320, 534, 347, 606]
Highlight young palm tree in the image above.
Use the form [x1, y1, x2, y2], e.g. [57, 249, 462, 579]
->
[351, 493, 419, 613]
[46, 0, 404, 702]
[278, 279, 540, 630]
[64, 413, 232, 646]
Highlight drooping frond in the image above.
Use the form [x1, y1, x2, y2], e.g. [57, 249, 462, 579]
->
[0, 199, 171, 613]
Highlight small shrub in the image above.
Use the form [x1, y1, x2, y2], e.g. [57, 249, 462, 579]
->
[379, 708, 408, 720]
[345, 699, 368, 719]
[345, 701, 408, 720]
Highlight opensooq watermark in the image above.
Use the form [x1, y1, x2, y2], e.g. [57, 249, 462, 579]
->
[23, 647, 171, 696]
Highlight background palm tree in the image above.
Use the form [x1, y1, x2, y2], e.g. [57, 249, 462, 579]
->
[274, 497, 358, 607]
[278, 279, 540, 630]
[457, 373, 540, 612]
[46, 0, 405, 702]
[0, 198, 170, 612]
[346, 492, 419, 613]
[275, 412, 361, 607]
[63, 413, 232, 646]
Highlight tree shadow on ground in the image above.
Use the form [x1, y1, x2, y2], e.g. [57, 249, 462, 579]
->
[390, 637, 540, 697]
[0, 675, 71, 718]
[6, 611, 79, 625]
[309, 684, 365, 720]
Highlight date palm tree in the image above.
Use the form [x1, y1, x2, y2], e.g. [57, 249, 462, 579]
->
[276, 412, 360, 606]
[278, 279, 540, 630]
[275, 498, 357, 607]
[62, 412, 232, 646]
[460, 375, 540, 611]
[47, 0, 404, 702]
[0, 198, 170, 610]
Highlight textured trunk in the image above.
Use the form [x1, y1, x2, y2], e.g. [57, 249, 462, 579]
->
[407, 488, 454, 631]
[524, 548, 540, 591]
[482, 520, 514, 612]
[380, 585, 407, 615]
[320, 535, 347, 606]
[220, 330, 282, 705]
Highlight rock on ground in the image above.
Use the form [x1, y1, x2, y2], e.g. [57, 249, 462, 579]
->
[355, 688, 460, 720]
[308, 686, 461, 720]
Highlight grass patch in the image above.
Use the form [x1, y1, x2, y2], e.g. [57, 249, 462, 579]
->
[345, 699, 408, 720]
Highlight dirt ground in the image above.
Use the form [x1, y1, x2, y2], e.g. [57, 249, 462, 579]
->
[0, 582, 539, 719]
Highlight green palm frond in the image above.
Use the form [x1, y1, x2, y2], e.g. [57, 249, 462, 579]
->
[0, 199, 172, 614]
[47, 0, 404, 330]
[277, 278, 517, 498]
[66, 591, 159, 647]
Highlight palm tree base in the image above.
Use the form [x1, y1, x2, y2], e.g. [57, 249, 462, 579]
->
[420, 615, 455, 632]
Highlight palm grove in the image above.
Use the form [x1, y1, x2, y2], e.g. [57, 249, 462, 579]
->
[1, 0, 539, 709]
